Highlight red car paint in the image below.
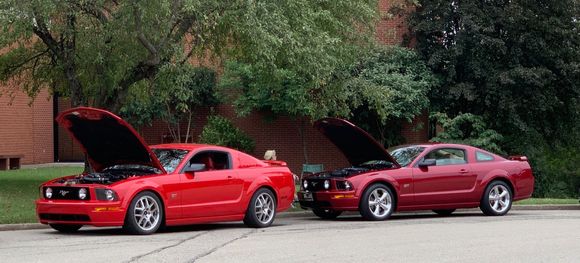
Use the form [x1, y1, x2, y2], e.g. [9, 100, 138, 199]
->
[36, 107, 294, 228]
[298, 118, 534, 214]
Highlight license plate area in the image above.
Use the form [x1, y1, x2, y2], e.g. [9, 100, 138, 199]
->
[302, 192, 313, 201]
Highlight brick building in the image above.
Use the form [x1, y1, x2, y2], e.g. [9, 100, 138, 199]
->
[0, 0, 426, 174]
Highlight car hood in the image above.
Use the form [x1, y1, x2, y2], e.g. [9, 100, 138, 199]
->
[56, 107, 166, 173]
[314, 118, 400, 167]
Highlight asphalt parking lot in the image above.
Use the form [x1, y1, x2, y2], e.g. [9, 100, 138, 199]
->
[1, 210, 579, 262]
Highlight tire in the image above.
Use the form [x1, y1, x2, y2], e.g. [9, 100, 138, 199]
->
[312, 208, 343, 219]
[359, 183, 395, 221]
[433, 209, 456, 216]
[49, 224, 82, 233]
[123, 191, 164, 235]
[480, 180, 513, 216]
[244, 188, 277, 228]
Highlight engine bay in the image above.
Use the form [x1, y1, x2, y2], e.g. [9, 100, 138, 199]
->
[313, 160, 395, 178]
[57, 165, 161, 185]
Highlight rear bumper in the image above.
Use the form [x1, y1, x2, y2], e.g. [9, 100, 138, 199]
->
[298, 191, 359, 211]
[36, 199, 125, 227]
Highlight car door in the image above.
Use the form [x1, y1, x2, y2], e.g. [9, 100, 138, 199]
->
[179, 150, 244, 218]
[412, 147, 477, 205]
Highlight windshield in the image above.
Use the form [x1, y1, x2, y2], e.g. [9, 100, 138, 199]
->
[152, 149, 189, 173]
[389, 146, 425, 167]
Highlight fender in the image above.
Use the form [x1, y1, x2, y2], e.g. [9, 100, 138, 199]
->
[243, 176, 281, 211]
[478, 169, 515, 196]
[115, 180, 166, 210]
[355, 174, 400, 199]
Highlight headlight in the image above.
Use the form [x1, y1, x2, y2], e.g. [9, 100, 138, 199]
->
[336, 180, 353, 191]
[303, 180, 308, 190]
[96, 189, 118, 201]
[45, 187, 52, 199]
[78, 188, 87, 200]
[323, 180, 330, 190]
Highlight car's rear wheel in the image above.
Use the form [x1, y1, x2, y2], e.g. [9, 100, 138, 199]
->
[480, 181, 513, 216]
[124, 191, 163, 235]
[49, 224, 82, 233]
[359, 184, 395, 221]
[432, 209, 456, 216]
[244, 188, 277, 228]
[312, 208, 343, 219]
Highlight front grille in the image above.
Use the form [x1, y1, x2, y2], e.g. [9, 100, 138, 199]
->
[44, 187, 90, 200]
[39, 213, 90, 222]
[303, 178, 330, 191]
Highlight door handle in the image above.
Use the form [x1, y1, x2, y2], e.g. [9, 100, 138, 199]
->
[227, 175, 233, 179]
[459, 169, 469, 174]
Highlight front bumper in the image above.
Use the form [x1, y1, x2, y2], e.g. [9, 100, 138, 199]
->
[36, 199, 125, 227]
[298, 191, 359, 211]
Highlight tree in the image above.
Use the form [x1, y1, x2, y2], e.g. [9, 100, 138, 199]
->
[325, 46, 437, 147]
[407, 0, 580, 148]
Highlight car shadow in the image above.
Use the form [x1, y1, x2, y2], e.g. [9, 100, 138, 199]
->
[299, 211, 486, 222]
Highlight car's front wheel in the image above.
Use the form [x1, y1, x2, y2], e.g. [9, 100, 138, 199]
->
[312, 208, 342, 219]
[244, 188, 277, 228]
[49, 224, 82, 233]
[480, 181, 513, 216]
[124, 191, 164, 235]
[359, 184, 395, 221]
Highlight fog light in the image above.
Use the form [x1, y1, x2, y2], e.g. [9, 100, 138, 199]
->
[324, 180, 330, 190]
[45, 187, 52, 199]
[78, 188, 87, 199]
[303, 180, 308, 190]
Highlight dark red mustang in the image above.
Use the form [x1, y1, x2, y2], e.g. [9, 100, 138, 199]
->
[298, 118, 534, 220]
[36, 107, 295, 234]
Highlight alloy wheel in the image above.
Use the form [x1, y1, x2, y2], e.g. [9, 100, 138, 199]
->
[133, 195, 160, 231]
[488, 184, 511, 213]
[254, 192, 275, 224]
[368, 188, 392, 217]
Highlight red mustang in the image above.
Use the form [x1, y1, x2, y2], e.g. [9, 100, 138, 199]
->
[36, 107, 294, 234]
[298, 118, 534, 220]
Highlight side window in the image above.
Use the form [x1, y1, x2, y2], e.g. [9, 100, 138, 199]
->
[424, 148, 467, 166]
[188, 151, 231, 171]
[476, 151, 494, 162]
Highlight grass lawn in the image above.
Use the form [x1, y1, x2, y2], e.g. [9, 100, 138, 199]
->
[0, 167, 83, 224]
[515, 198, 578, 205]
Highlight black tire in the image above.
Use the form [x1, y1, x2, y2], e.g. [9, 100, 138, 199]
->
[359, 183, 395, 221]
[480, 180, 513, 216]
[433, 209, 456, 216]
[312, 208, 343, 219]
[123, 191, 164, 235]
[244, 188, 277, 228]
[49, 224, 82, 233]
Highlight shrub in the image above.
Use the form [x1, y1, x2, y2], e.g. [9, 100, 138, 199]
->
[198, 115, 255, 153]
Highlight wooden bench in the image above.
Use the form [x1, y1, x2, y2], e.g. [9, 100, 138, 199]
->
[0, 155, 24, 170]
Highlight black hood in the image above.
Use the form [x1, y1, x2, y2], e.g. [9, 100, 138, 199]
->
[314, 118, 400, 167]
[56, 107, 166, 173]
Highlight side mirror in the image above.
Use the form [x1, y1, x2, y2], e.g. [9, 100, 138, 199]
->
[418, 159, 437, 168]
[184, 163, 206, 174]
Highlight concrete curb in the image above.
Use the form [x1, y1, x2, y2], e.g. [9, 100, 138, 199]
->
[2, 204, 578, 231]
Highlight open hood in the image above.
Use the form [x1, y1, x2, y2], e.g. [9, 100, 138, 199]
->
[314, 118, 400, 167]
[56, 107, 166, 173]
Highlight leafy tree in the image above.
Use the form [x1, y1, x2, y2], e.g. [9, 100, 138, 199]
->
[326, 46, 437, 147]
[429, 112, 504, 154]
[198, 115, 255, 153]
[407, 0, 580, 148]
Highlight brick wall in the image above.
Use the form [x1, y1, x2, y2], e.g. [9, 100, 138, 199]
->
[0, 83, 54, 164]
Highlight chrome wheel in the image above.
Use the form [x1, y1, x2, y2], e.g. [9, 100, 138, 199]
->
[368, 187, 392, 218]
[488, 184, 511, 213]
[134, 196, 160, 231]
[254, 192, 275, 224]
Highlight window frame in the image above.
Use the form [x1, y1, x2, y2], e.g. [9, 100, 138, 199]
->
[415, 147, 469, 167]
[475, 151, 495, 162]
[180, 150, 233, 173]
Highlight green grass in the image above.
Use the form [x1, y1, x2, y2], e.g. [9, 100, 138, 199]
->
[515, 198, 578, 205]
[0, 167, 83, 224]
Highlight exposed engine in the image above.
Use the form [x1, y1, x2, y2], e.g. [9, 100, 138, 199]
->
[310, 161, 394, 178]
[57, 165, 161, 185]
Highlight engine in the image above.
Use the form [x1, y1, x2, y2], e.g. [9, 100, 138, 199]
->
[57, 165, 160, 185]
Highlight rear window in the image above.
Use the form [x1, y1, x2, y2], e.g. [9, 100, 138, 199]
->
[476, 151, 494, 162]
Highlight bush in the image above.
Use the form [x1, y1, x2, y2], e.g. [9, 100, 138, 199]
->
[198, 115, 255, 153]
[430, 112, 504, 154]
